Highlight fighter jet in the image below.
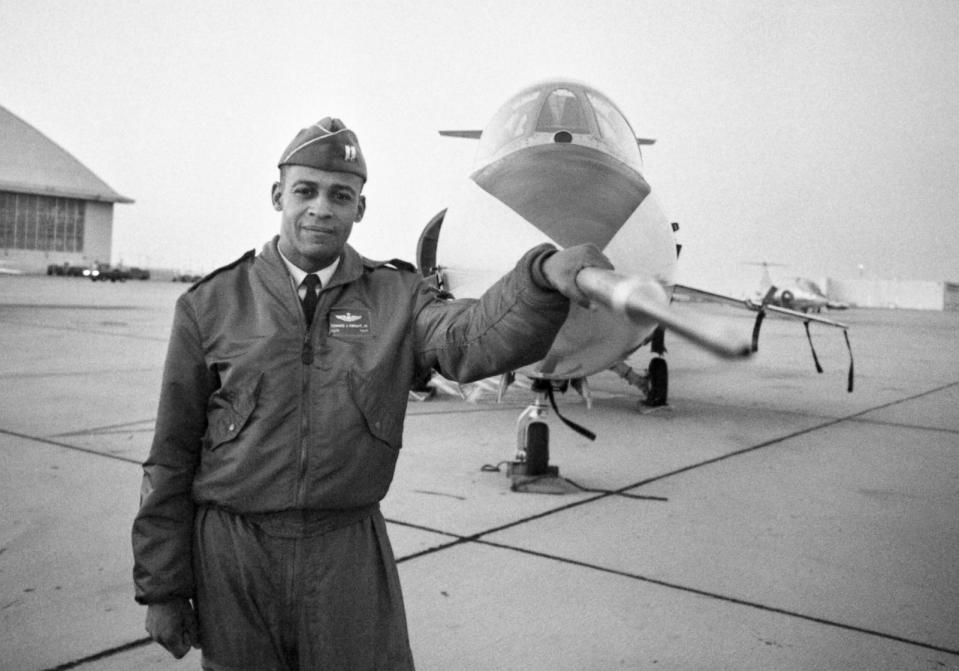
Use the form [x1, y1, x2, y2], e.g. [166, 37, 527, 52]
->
[415, 79, 851, 490]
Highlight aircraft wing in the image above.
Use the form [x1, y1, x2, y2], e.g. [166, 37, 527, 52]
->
[440, 130, 657, 148]
[438, 130, 482, 139]
[752, 302, 849, 329]
[672, 283, 754, 310]
[673, 284, 848, 329]
[674, 283, 854, 391]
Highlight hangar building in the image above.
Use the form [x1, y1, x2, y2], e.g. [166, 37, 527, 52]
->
[0, 105, 132, 274]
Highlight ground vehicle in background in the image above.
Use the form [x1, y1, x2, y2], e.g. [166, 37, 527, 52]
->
[171, 272, 202, 283]
[83, 263, 125, 282]
[126, 266, 151, 280]
[80, 263, 150, 282]
[84, 263, 127, 281]
[46, 263, 87, 277]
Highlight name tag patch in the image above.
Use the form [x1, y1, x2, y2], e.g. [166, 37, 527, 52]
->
[329, 308, 372, 337]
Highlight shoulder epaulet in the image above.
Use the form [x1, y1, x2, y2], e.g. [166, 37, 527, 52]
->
[387, 258, 417, 273]
[364, 257, 417, 273]
[187, 249, 256, 292]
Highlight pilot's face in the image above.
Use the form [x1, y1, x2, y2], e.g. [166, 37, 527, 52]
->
[272, 165, 366, 272]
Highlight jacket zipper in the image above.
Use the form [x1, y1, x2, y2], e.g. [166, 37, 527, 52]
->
[296, 295, 314, 507]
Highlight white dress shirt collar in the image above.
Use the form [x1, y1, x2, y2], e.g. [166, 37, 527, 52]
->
[277, 246, 340, 293]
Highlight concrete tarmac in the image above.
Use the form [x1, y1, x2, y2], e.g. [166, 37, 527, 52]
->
[1, 275, 957, 670]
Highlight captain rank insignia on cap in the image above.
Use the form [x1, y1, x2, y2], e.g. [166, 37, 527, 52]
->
[278, 117, 367, 181]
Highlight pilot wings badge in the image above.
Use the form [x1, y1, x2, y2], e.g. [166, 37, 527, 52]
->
[329, 308, 372, 337]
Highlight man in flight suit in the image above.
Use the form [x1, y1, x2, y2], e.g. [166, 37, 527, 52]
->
[132, 117, 612, 670]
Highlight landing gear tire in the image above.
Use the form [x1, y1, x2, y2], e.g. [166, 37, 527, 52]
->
[644, 356, 668, 407]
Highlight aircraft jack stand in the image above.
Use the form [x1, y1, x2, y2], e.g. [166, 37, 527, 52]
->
[506, 381, 576, 494]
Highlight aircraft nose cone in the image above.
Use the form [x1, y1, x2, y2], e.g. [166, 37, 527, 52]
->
[471, 144, 650, 249]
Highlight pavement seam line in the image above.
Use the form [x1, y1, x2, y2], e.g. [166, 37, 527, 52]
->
[41, 636, 152, 671]
[625, 378, 959, 490]
[0, 318, 170, 342]
[50, 418, 157, 438]
[846, 416, 959, 436]
[0, 368, 158, 380]
[473, 538, 959, 658]
[0, 427, 142, 465]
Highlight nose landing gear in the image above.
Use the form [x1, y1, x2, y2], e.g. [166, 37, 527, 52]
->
[610, 325, 669, 409]
[643, 356, 668, 407]
[507, 379, 574, 494]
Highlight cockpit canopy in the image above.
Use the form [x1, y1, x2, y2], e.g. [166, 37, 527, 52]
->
[474, 82, 643, 171]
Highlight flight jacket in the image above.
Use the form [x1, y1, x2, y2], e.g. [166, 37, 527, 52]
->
[132, 237, 569, 603]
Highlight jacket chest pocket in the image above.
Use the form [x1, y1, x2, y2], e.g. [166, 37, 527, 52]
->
[204, 372, 263, 451]
[348, 371, 404, 450]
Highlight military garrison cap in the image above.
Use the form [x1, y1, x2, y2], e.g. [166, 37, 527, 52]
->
[277, 117, 367, 181]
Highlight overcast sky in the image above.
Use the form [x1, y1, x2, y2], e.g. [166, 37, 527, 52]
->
[2, 0, 957, 294]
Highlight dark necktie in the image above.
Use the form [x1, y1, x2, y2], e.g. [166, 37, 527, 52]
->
[300, 274, 320, 323]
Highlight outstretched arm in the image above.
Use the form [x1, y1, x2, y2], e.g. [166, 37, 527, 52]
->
[414, 243, 613, 382]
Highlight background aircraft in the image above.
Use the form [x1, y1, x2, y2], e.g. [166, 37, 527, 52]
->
[414, 80, 851, 490]
[744, 261, 849, 313]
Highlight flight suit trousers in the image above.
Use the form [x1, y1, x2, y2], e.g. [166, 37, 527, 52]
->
[194, 504, 415, 671]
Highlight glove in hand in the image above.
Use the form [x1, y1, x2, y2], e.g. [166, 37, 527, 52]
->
[145, 598, 199, 659]
[541, 243, 614, 308]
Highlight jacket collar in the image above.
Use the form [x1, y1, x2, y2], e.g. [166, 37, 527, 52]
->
[259, 236, 365, 290]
